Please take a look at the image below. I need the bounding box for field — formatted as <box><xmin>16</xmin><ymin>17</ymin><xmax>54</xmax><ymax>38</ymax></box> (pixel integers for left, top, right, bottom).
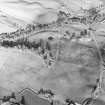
<box><xmin>0</xmin><ymin>47</ymin><xmax>49</xmax><ymax>96</ymax></box>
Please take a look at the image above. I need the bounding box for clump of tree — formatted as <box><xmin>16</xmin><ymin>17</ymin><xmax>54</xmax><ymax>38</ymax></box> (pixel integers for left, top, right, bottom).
<box><xmin>80</xmin><ymin>29</ymin><xmax>88</xmax><ymax>36</ymax></box>
<box><xmin>16</xmin><ymin>38</ymin><xmax>42</xmax><ymax>49</ymax></box>
<box><xmin>48</xmin><ymin>36</ymin><xmax>54</xmax><ymax>40</ymax></box>
<box><xmin>81</xmin><ymin>97</ymin><xmax>92</xmax><ymax>105</ymax></box>
<box><xmin>65</xmin><ymin>98</ymin><xmax>76</xmax><ymax>105</ymax></box>
<box><xmin>37</xmin><ymin>88</ymin><xmax>54</xmax><ymax>97</ymax></box>
<box><xmin>0</xmin><ymin>92</ymin><xmax>25</xmax><ymax>105</ymax></box>
<box><xmin>46</xmin><ymin>41</ymin><xmax>51</xmax><ymax>51</ymax></box>
<box><xmin>1</xmin><ymin>92</ymin><xmax>15</xmax><ymax>102</ymax></box>
<box><xmin>1</xmin><ymin>40</ymin><xmax>17</xmax><ymax>47</ymax></box>
<box><xmin>99</xmin><ymin>44</ymin><xmax>105</xmax><ymax>65</ymax></box>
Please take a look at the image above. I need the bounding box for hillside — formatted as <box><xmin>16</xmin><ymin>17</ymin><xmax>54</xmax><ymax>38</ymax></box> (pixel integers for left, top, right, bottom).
<box><xmin>1</xmin><ymin>0</ymin><xmax>105</xmax><ymax>105</ymax></box>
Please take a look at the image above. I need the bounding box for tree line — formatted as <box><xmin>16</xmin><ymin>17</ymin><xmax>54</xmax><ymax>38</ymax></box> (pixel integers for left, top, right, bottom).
<box><xmin>1</xmin><ymin>38</ymin><xmax>41</xmax><ymax>49</ymax></box>
<box><xmin>1</xmin><ymin>38</ymin><xmax>52</xmax><ymax>51</ymax></box>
